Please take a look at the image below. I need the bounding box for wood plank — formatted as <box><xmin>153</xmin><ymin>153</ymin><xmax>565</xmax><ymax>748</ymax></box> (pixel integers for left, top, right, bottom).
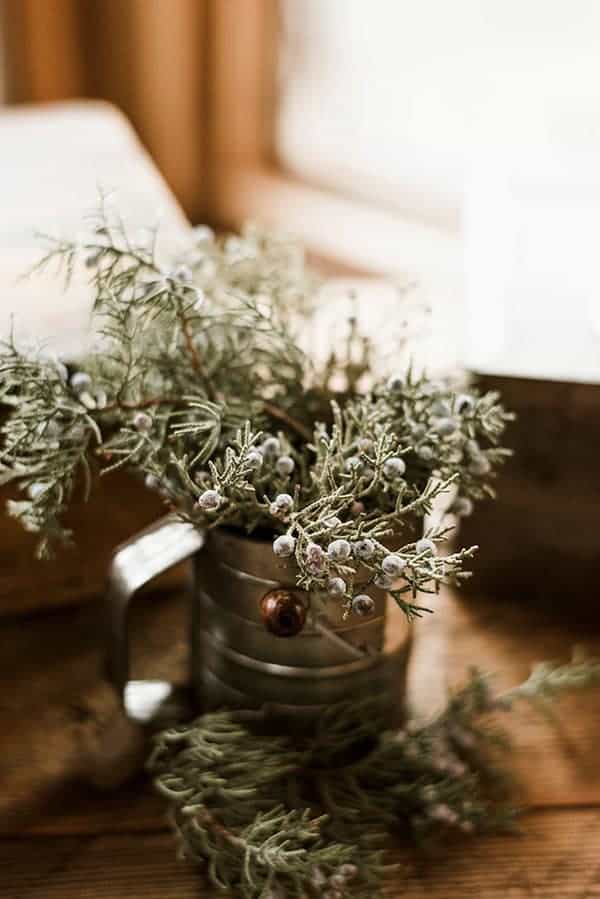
<box><xmin>3</xmin><ymin>810</ymin><xmax>600</xmax><ymax>898</ymax></box>
<box><xmin>0</xmin><ymin>832</ymin><xmax>203</xmax><ymax>898</ymax></box>
<box><xmin>396</xmin><ymin>809</ymin><xmax>600</xmax><ymax>899</ymax></box>
<box><xmin>2</xmin><ymin>584</ymin><xmax>600</xmax><ymax>843</ymax></box>
<box><xmin>0</xmin><ymin>836</ymin><xmax>86</xmax><ymax>898</ymax></box>
<box><xmin>0</xmin><ymin>593</ymin><xmax>187</xmax><ymax>835</ymax></box>
<box><xmin>0</xmin><ymin>471</ymin><xmax>186</xmax><ymax>616</ymax></box>
<box><xmin>408</xmin><ymin>589</ymin><xmax>600</xmax><ymax>808</ymax></box>
<box><xmin>460</xmin><ymin>374</ymin><xmax>600</xmax><ymax>612</ymax></box>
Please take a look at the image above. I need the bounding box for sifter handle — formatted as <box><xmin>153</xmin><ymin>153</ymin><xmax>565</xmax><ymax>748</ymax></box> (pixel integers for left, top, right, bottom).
<box><xmin>106</xmin><ymin>514</ymin><xmax>204</xmax><ymax>724</ymax></box>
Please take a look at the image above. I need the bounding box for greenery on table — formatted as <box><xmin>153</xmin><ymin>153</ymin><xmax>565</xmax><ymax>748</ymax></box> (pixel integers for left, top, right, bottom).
<box><xmin>149</xmin><ymin>655</ymin><xmax>600</xmax><ymax>899</ymax></box>
<box><xmin>0</xmin><ymin>200</ymin><xmax>510</xmax><ymax>621</ymax></box>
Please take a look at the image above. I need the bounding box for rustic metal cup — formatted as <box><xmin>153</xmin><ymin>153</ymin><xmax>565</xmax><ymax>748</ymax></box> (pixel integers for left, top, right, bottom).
<box><xmin>107</xmin><ymin>516</ymin><xmax>412</xmax><ymax>726</ymax></box>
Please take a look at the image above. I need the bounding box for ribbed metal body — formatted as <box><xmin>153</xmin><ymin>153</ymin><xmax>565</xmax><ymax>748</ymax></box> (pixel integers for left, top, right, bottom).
<box><xmin>191</xmin><ymin>529</ymin><xmax>412</xmax><ymax>717</ymax></box>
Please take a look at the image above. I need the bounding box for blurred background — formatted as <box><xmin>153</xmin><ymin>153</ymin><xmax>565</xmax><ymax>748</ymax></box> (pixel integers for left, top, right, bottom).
<box><xmin>2</xmin><ymin>7</ymin><xmax>600</xmax><ymax>888</ymax></box>
<box><xmin>2</xmin><ymin>0</ymin><xmax>600</xmax><ymax>371</ymax></box>
<box><xmin>0</xmin><ymin>0</ymin><xmax>598</xmax><ymax>611</ymax></box>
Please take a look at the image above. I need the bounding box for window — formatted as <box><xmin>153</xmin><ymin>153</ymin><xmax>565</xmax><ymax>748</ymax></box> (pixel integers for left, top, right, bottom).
<box><xmin>3</xmin><ymin>1</ymin><xmax>598</xmax><ymax>380</ymax></box>
<box><xmin>215</xmin><ymin>1</ymin><xmax>600</xmax><ymax>381</ymax></box>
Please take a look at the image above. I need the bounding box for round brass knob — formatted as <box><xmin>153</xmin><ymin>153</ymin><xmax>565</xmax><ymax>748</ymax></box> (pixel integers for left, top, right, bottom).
<box><xmin>259</xmin><ymin>589</ymin><xmax>306</xmax><ymax>637</ymax></box>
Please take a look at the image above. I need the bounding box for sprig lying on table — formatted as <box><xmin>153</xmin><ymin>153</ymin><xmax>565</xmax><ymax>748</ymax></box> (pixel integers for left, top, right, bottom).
<box><xmin>148</xmin><ymin>654</ymin><xmax>600</xmax><ymax>899</ymax></box>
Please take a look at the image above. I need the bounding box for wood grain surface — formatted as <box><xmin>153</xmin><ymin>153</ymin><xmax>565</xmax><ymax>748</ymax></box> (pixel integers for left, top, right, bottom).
<box><xmin>4</xmin><ymin>811</ymin><xmax>600</xmax><ymax>899</ymax></box>
<box><xmin>460</xmin><ymin>374</ymin><xmax>600</xmax><ymax>614</ymax></box>
<box><xmin>1</xmin><ymin>585</ymin><xmax>599</xmax><ymax>897</ymax></box>
<box><xmin>0</xmin><ymin>471</ymin><xmax>188</xmax><ymax>617</ymax></box>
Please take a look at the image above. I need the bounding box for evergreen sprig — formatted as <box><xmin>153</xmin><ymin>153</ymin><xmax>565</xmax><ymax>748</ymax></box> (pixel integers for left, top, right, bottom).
<box><xmin>0</xmin><ymin>205</ymin><xmax>512</xmax><ymax>618</ymax></box>
<box><xmin>149</xmin><ymin>655</ymin><xmax>600</xmax><ymax>898</ymax></box>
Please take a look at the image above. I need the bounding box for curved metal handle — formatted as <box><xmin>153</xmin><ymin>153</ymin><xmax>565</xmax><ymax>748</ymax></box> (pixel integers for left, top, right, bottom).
<box><xmin>106</xmin><ymin>514</ymin><xmax>205</xmax><ymax>724</ymax></box>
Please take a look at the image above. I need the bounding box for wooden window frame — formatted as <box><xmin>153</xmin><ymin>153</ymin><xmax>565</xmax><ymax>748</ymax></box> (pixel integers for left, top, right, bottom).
<box><xmin>207</xmin><ymin>0</ymin><xmax>459</xmax><ymax>277</ymax></box>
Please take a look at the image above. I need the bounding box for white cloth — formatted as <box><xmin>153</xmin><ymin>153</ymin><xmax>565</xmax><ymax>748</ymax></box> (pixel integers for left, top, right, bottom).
<box><xmin>0</xmin><ymin>101</ymin><xmax>189</xmax><ymax>358</ymax></box>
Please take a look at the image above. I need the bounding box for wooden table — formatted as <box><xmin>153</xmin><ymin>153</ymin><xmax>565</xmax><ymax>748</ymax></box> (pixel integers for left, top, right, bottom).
<box><xmin>2</xmin><ymin>584</ymin><xmax>600</xmax><ymax>898</ymax></box>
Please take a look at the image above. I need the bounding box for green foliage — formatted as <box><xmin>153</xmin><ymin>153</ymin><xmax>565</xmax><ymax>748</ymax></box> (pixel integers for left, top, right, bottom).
<box><xmin>0</xmin><ymin>203</ymin><xmax>512</xmax><ymax>614</ymax></box>
<box><xmin>0</xmin><ymin>346</ymin><xmax>102</xmax><ymax>556</ymax></box>
<box><xmin>149</xmin><ymin>656</ymin><xmax>600</xmax><ymax>898</ymax></box>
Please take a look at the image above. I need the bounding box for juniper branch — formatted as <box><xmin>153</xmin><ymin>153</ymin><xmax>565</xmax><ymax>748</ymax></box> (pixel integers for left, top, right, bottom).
<box><xmin>149</xmin><ymin>655</ymin><xmax>600</xmax><ymax>897</ymax></box>
<box><xmin>0</xmin><ymin>205</ymin><xmax>511</xmax><ymax>615</ymax></box>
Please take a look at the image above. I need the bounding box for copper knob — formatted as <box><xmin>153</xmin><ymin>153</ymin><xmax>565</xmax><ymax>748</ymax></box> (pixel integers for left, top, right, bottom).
<box><xmin>259</xmin><ymin>589</ymin><xmax>306</xmax><ymax>637</ymax></box>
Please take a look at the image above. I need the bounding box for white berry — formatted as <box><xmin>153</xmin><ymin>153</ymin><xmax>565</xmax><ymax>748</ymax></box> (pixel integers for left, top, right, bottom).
<box><xmin>305</xmin><ymin>542</ymin><xmax>325</xmax><ymax>570</ymax></box>
<box><xmin>456</xmin><ymin>393</ymin><xmax>475</xmax><ymax>413</ymax></box>
<box><xmin>383</xmin><ymin>456</ymin><xmax>406</xmax><ymax>479</ymax></box>
<box><xmin>381</xmin><ymin>553</ymin><xmax>407</xmax><ymax>577</ymax></box>
<box><xmin>327</xmin><ymin>577</ymin><xmax>346</xmax><ymax>596</ymax></box>
<box><xmin>70</xmin><ymin>372</ymin><xmax>91</xmax><ymax>393</ymax></box>
<box><xmin>353</xmin><ymin>538</ymin><xmax>375</xmax><ymax>560</ymax></box>
<box><xmin>275</xmin><ymin>455</ymin><xmax>295</xmax><ymax>476</ymax></box>
<box><xmin>417</xmin><ymin>444</ymin><xmax>434</xmax><ymax>461</ymax></box>
<box><xmin>27</xmin><ymin>482</ymin><xmax>49</xmax><ymax>500</ymax></box>
<box><xmin>327</xmin><ymin>539</ymin><xmax>351</xmax><ymax>561</ymax></box>
<box><xmin>197</xmin><ymin>489</ymin><xmax>221</xmax><ymax>511</ymax></box>
<box><xmin>352</xmin><ymin>594</ymin><xmax>375</xmax><ymax>616</ymax></box>
<box><xmin>273</xmin><ymin>534</ymin><xmax>296</xmax><ymax>557</ymax></box>
<box><xmin>387</xmin><ymin>373</ymin><xmax>404</xmax><ymax>392</ymax></box>
<box><xmin>192</xmin><ymin>224</ymin><xmax>214</xmax><ymax>242</ymax></box>
<box><xmin>273</xmin><ymin>492</ymin><xmax>293</xmax><ymax>511</ymax></box>
<box><xmin>416</xmin><ymin>537</ymin><xmax>436</xmax><ymax>555</ymax></box>
<box><xmin>133</xmin><ymin>411</ymin><xmax>153</xmax><ymax>432</ymax></box>
<box><xmin>246</xmin><ymin>450</ymin><xmax>263</xmax><ymax>470</ymax></box>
